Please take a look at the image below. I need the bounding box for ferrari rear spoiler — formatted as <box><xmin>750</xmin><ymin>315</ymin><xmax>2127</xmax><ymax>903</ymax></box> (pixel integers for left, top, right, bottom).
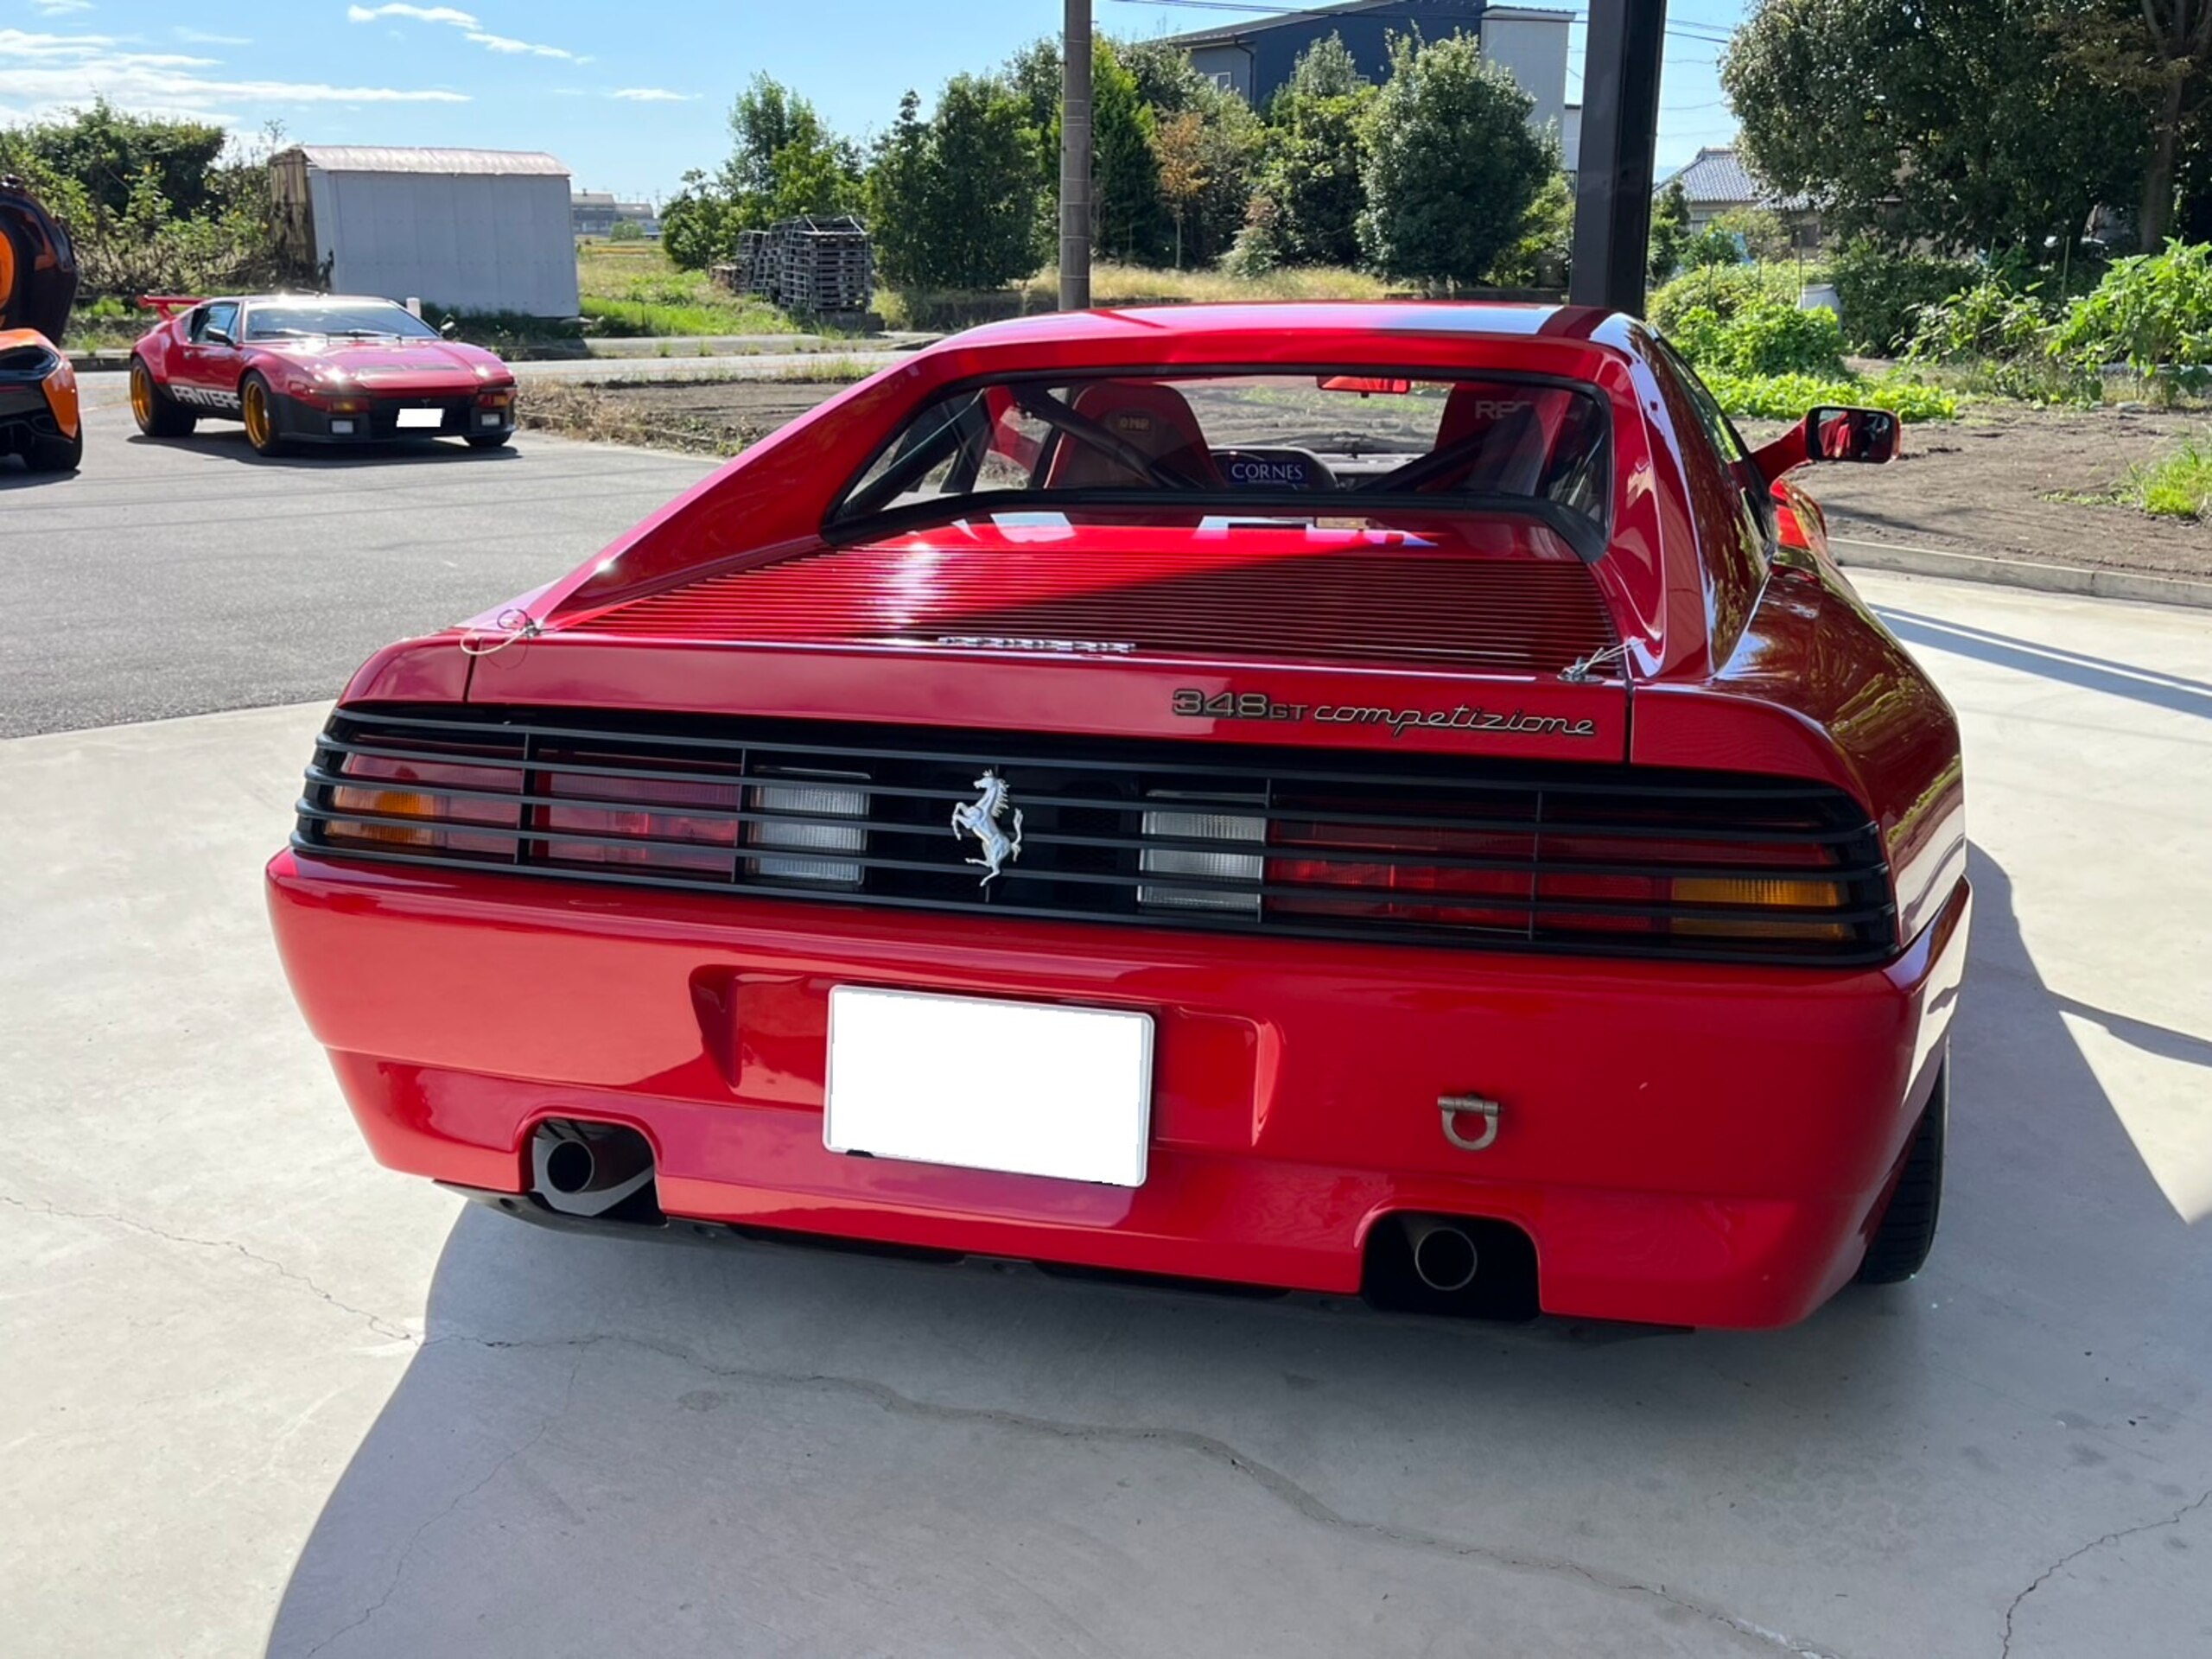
<box><xmin>137</xmin><ymin>295</ymin><xmax>207</xmax><ymax>320</ymax></box>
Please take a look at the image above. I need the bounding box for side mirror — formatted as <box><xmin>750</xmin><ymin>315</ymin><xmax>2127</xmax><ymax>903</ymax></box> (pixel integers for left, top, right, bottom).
<box><xmin>1803</xmin><ymin>404</ymin><xmax>1900</xmax><ymax>465</ymax></box>
<box><xmin>204</xmin><ymin>326</ymin><xmax>234</xmax><ymax>346</ymax></box>
<box><xmin>439</xmin><ymin>317</ymin><xmax>459</xmax><ymax>339</ymax></box>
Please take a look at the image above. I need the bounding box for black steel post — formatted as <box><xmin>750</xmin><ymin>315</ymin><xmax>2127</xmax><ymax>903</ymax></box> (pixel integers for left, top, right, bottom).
<box><xmin>1569</xmin><ymin>0</ymin><xmax>1669</xmax><ymax>315</ymax></box>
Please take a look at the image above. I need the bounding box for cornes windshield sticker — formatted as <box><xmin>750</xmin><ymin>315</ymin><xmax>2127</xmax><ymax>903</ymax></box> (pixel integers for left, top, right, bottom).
<box><xmin>1171</xmin><ymin>690</ymin><xmax>1599</xmax><ymax>741</ymax></box>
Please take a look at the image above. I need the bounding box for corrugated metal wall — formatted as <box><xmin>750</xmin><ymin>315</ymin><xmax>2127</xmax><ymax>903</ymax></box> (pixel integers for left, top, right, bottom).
<box><xmin>306</xmin><ymin>168</ymin><xmax>580</xmax><ymax>317</ymax></box>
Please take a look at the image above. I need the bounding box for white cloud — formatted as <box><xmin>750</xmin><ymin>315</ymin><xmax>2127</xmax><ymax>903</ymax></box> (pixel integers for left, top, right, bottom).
<box><xmin>0</xmin><ymin>28</ymin><xmax>469</xmax><ymax>115</ymax></box>
<box><xmin>346</xmin><ymin>4</ymin><xmax>479</xmax><ymax>24</ymax></box>
<box><xmin>465</xmin><ymin>30</ymin><xmax>584</xmax><ymax>62</ymax></box>
<box><xmin>346</xmin><ymin>4</ymin><xmax>583</xmax><ymax>61</ymax></box>
<box><xmin>175</xmin><ymin>29</ymin><xmax>254</xmax><ymax>46</ymax></box>
<box><xmin>612</xmin><ymin>87</ymin><xmax>693</xmax><ymax>102</ymax></box>
<box><xmin>32</xmin><ymin>1</ymin><xmax>95</xmax><ymax>17</ymax></box>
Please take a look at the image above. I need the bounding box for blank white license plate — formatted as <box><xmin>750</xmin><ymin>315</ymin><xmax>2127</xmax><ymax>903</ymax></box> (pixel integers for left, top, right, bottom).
<box><xmin>824</xmin><ymin>988</ymin><xmax>1154</xmax><ymax>1187</ymax></box>
<box><xmin>396</xmin><ymin>407</ymin><xmax>443</xmax><ymax>429</ymax></box>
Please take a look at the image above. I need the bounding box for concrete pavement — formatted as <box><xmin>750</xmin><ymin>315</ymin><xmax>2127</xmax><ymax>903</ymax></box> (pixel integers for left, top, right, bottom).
<box><xmin>3</xmin><ymin>570</ymin><xmax>2208</xmax><ymax>1657</ymax></box>
<box><xmin>0</xmin><ymin>394</ymin><xmax>715</xmax><ymax>738</ymax></box>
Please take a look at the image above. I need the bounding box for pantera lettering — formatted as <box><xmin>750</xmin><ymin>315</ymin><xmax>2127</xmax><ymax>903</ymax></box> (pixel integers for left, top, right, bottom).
<box><xmin>1173</xmin><ymin>688</ymin><xmax>1599</xmax><ymax>741</ymax></box>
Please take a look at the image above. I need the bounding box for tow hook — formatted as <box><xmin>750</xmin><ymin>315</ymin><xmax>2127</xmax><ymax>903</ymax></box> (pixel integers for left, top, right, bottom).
<box><xmin>1440</xmin><ymin>1094</ymin><xmax>1501</xmax><ymax>1152</ymax></box>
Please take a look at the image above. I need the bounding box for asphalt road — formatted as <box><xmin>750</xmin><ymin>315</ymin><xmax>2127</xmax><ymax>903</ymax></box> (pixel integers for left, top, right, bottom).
<box><xmin>4</xmin><ymin>571</ymin><xmax>2209</xmax><ymax>1656</ymax></box>
<box><xmin>0</xmin><ymin>382</ymin><xmax>715</xmax><ymax>739</ymax></box>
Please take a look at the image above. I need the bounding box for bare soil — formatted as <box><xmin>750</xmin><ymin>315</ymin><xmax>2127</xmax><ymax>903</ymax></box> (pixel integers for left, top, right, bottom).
<box><xmin>1742</xmin><ymin>405</ymin><xmax>2212</xmax><ymax>580</ymax></box>
<box><xmin>537</xmin><ymin>379</ymin><xmax>2212</xmax><ymax>578</ymax></box>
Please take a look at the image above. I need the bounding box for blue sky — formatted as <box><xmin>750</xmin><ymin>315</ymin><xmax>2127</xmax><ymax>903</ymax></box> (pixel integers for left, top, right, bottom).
<box><xmin>3</xmin><ymin>1</ymin><xmax>1749</xmax><ymax>202</ymax></box>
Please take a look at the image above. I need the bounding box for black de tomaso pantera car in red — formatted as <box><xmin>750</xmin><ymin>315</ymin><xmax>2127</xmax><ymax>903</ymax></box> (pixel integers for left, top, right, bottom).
<box><xmin>129</xmin><ymin>294</ymin><xmax>517</xmax><ymax>455</ymax></box>
<box><xmin>268</xmin><ymin>303</ymin><xmax>1968</xmax><ymax>1331</ymax></box>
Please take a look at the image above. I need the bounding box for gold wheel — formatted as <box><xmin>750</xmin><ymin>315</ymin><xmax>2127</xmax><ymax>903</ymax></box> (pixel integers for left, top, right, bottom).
<box><xmin>242</xmin><ymin>377</ymin><xmax>279</xmax><ymax>454</ymax></box>
<box><xmin>130</xmin><ymin>362</ymin><xmax>154</xmax><ymax>427</ymax></box>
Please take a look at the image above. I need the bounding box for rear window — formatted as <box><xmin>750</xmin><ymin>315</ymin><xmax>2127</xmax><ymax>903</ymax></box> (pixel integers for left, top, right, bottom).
<box><xmin>830</xmin><ymin>372</ymin><xmax>1611</xmax><ymax>547</ymax></box>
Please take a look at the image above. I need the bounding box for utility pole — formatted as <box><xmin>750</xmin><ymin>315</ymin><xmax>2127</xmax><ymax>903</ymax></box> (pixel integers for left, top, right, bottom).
<box><xmin>1059</xmin><ymin>0</ymin><xmax>1092</xmax><ymax>310</ymax></box>
<box><xmin>1568</xmin><ymin>0</ymin><xmax>1669</xmax><ymax>315</ymax></box>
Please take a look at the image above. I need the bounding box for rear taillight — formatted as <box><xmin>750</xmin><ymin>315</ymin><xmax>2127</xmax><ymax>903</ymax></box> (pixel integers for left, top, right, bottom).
<box><xmin>324</xmin><ymin>752</ymin><xmax>521</xmax><ymax>855</ymax></box>
<box><xmin>1138</xmin><ymin>794</ymin><xmax>1265</xmax><ymax>915</ymax></box>
<box><xmin>744</xmin><ymin>771</ymin><xmax>868</xmax><ymax>887</ymax></box>
<box><xmin>1128</xmin><ymin>794</ymin><xmax>1879</xmax><ymax>952</ymax></box>
<box><xmin>537</xmin><ymin>766</ymin><xmax>741</xmax><ymax>875</ymax></box>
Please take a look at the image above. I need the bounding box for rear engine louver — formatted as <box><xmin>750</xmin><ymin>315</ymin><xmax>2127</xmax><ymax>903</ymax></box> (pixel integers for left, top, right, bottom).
<box><xmin>573</xmin><ymin>544</ymin><xmax>1617</xmax><ymax>673</ymax></box>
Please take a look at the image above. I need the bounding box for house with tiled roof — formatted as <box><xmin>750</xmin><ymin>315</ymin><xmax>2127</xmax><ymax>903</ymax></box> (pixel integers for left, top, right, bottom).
<box><xmin>1658</xmin><ymin>146</ymin><xmax>1817</xmax><ymax>239</ymax></box>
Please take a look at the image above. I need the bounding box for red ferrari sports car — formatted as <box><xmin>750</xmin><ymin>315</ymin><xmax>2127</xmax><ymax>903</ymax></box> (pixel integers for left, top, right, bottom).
<box><xmin>267</xmin><ymin>303</ymin><xmax>1969</xmax><ymax>1330</ymax></box>
<box><xmin>128</xmin><ymin>293</ymin><xmax>517</xmax><ymax>455</ymax></box>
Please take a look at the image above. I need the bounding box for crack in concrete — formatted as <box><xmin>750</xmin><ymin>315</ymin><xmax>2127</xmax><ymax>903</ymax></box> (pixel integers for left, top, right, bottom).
<box><xmin>297</xmin><ymin>1349</ymin><xmax>587</xmax><ymax>1658</ymax></box>
<box><xmin>0</xmin><ymin>1192</ymin><xmax>416</xmax><ymax>1344</ymax></box>
<box><xmin>409</xmin><ymin>1328</ymin><xmax>1842</xmax><ymax>1658</ymax></box>
<box><xmin>1997</xmin><ymin>1486</ymin><xmax>2212</xmax><ymax>1658</ymax></box>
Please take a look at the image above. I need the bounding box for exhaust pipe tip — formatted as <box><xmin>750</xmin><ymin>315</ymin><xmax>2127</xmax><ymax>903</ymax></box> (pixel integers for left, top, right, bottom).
<box><xmin>529</xmin><ymin>1120</ymin><xmax>659</xmax><ymax>1221</ymax></box>
<box><xmin>1407</xmin><ymin>1219</ymin><xmax>1480</xmax><ymax>1294</ymax></box>
<box><xmin>1361</xmin><ymin>1212</ymin><xmax>1538</xmax><ymax>1321</ymax></box>
<box><xmin>544</xmin><ymin>1138</ymin><xmax>596</xmax><ymax>1195</ymax></box>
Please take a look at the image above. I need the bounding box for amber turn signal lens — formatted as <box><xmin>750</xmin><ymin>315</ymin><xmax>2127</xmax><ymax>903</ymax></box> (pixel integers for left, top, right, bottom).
<box><xmin>328</xmin><ymin>785</ymin><xmax>437</xmax><ymax>846</ymax></box>
<box><xmin>1672</xmin><ymin>876</ymin><xmax>1842</xmax><ymax>909</ymax></box>
<box><xmin>1672</xmin><ymin>875</ymin><xmax>1850</xmax><ymax>940</ymax></box>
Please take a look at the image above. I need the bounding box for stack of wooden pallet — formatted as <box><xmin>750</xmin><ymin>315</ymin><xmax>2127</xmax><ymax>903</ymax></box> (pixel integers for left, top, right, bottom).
<box><xmin>765</xmin><ymin>216</ymin><xmax>874</xmax><ymax>312</ymax></box>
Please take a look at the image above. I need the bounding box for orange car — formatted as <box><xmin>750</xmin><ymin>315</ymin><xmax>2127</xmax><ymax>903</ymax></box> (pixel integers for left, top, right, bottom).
<box><xmin>0</xmin><ymin>175</ymin><xmax>80</xmax><ymax>474</ymax></box>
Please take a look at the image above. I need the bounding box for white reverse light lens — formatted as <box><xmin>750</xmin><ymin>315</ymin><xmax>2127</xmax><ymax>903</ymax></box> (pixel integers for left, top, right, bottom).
<box><xmin>746</xmin><ymin>773</ymin><xmax>868</xmax><ymax>886</ymax></box>
<box><xmin>1140</xmin><ymin>795</ymin><xmax>1266</xmax><ymax>915</ymax></box>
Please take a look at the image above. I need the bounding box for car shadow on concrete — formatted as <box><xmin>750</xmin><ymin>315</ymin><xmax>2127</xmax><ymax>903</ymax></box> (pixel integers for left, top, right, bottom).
<box><xmin>122</xmin><ymin>431</ymin><xmax>520</xmax><ymax>469</ymax></box>
<box><xmin>1877</xmin><ymin>608</ymin><xmax>2212</xmax><ymax>721</ymax></box>
<box><xmin>0</xmin><ymin>456</ymin><xmax>81</xmax><ymax>489</ymax></box>
<box><xmin>261</xmin><ymin>847</ymin><xmax>2206</xmax><ymax>1658</ymax></box>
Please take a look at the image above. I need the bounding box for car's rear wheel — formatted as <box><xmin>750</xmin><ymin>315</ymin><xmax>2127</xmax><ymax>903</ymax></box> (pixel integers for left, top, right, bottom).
<box><xmin>23</xmin><ymin>424</ymin><xmax>82</xmax><ymax>473</ymax></box>
<box><xmin>129</xmin><ymin>357</ymin><xmax>195</xmax><ymax>438</ymax></box>
<box><xmin>1855</xmin><ymin>1067</ymin><xmax>1947</xmax><ymax>1285</ymax></box>
<box><xmin>240</xmin><ymin>372</ymin><xmax>289</xmax><ymax>457</ymax></box>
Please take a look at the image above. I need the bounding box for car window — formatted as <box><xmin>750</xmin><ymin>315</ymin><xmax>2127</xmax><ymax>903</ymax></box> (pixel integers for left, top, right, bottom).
<box><xmin>831</xmin><ymin>372</ymin><xmax>1612</xmax><ymax>546</ymax></box>
<box><xmin>244</xmin><ymin>301</ymin><xmax>441</xmax><ymax>341</ymax></box>
<box><xmin>194</xmin><ymin>302</ymin><xmax>238</xmax><ymax>344</ymax></box>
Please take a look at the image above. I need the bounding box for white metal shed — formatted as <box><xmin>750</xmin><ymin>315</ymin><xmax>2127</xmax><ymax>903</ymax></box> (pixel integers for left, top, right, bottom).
<box><xmin>270</xmin><ymin>146</ymin><xmax>581</xmax><ymax>318</ymax></box>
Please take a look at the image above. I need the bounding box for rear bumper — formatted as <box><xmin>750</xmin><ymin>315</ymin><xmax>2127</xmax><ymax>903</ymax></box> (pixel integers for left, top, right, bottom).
<box><xmin>0</xmin><ymin>371</ymin><xmax>73</xmax><ymax>444</ymax></box>
<box><xmin>266</xmin><ymin>851</ymin><xmax>1969</xmax><ymax>1328</ymax></box>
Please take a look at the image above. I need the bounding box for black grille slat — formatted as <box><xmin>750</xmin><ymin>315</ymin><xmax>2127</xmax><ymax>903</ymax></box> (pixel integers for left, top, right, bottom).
<box><xmin>297</xmin><ymin>707</ymin><xmax>1898</xmax><ymax>966</ymax></box>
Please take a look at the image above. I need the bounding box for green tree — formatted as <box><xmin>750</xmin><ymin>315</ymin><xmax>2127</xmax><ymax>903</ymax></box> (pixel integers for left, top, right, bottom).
<box><xmin>0</xmin><ymin>101</ymin><xmax>228</xmax><ymax>218</ymax></box>
<box><xmin>1121</xmin><ymin>38</ymin><xmax>1267</xmax><ymax>266</ymax></box>
<box><xmin>1710</xmin><ymin>206</ymin><xmax>1791</xmax><ymax>262</ymax></box>
<box><xmin>1357</xmin><ymin>33</ymin><xmax>1554</xmax><ymax>289</ymax></box>
<box><xmin>1273</xmin><ymin>31</ymin><xmax>1368</xmax><ymax>107</ymax></box>
<box><xmin>1685</xmin><ymin>224</ymin><xmax>1744</xmax><ymax>269</ymax></box>
<box><xmin>2044</xmin><ymin>1</ymin><xmax>2212</xmax><ymax>251</ymax></box>
<box><xmin>1648</xmin><ymin>178</ymin><xmax>1692</xmax><ymax>284</ymax></box>
<box><xmin>1091</xmin><ymin>37</ymin><xmax>1167</xmax><ymax>263</ymax></box>
<box><xmin>1723</xmin><ymin>0</ymin><xmax>2140</xmax><ymax>257</ymax></box>
<box><xmin>658</xmin><ymin>169</ymin><xmax>744</xmax><ymax>270</ymax></box>
<box><xmin>1255</xmin><ymin>35</ymin><xmax>1377</xmax><ymax>268</ymax></box>
<box><xmin>1489</xmin><ymin>170</ymin><xmax>1575</xmax><ymax>289</ymax></box>
<box><xmin>869</xmin><ymin>77</ymin><xmax>1045</xmax><ymax>289</ymax></box>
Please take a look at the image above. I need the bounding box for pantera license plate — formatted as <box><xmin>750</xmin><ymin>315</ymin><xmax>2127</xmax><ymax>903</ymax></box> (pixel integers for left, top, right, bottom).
<box><xmin>396</xmin><ymin>407</ymin><xmax>443</xmax><ymax>429</ymax></box>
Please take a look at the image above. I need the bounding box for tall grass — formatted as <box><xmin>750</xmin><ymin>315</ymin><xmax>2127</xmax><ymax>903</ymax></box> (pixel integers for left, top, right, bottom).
<box><xmin>576</xmin><ymin>241</ymin><xmax>804</xmax><ymax>337</ymax></box>
<box><xmin>2123</xmin><ymin>433</ymin><xmax>2212</xmax><ymax>518</ymax></box>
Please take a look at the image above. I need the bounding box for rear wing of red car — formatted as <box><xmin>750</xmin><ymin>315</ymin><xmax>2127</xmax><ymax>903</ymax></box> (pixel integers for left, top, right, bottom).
<box><xmin>137</xmin><ymin>295</ymin><xmax>207</xmax><ymax>320</ymax></box>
